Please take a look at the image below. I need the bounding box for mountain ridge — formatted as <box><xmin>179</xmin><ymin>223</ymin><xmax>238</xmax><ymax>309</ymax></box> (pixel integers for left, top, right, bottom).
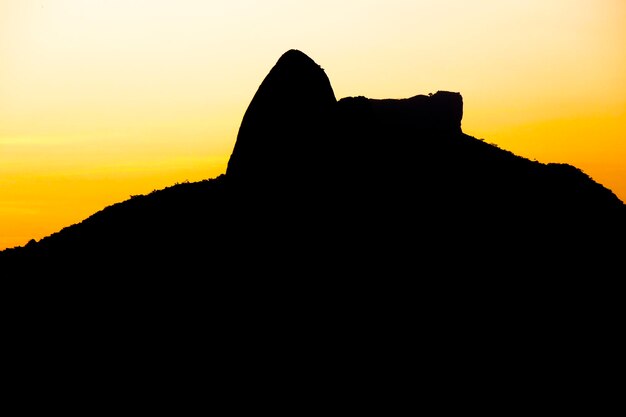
<box><xmin>3</xmin><ymin>50</ymin><xmax>622</xmax><ymax>397</ymax></box>
<box><xmin>1</xmin><ymin>49</ymin><xmax>624</xmax><ymax>273</ymax></box>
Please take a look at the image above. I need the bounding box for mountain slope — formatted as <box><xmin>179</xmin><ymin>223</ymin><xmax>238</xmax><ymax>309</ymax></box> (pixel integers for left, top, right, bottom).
<box><xmin>4</xmin><ymin>50</ymin><xmax>623</xmax><ymax>400</ymax></box>
<box><xmin>1</xmin><ymin>49</ymin><xmax>624</xmax><ymax>275</ymax></box>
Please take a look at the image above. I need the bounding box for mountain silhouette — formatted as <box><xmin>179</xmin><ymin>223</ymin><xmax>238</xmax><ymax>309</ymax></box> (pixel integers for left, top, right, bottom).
<box><xmin>226</xmin><ymin>49</ymin><xmax>337</xmax><ymax>187</ymax></box>
<box><xmin>2</xmin><ymin>50</ymin><xmax>623</xmax><ymax>396</ymax></box>
<box><xmin>2</xmin><ymin>48</ymin><xmax>624</xmax><ymax>277</ymax></box>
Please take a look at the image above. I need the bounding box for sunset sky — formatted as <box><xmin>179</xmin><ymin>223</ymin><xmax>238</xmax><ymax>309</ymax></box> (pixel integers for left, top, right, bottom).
<box><xmin>1</xmin><ymin>0</ymin><xmax>625</xmax><ymax>250</ymax></box>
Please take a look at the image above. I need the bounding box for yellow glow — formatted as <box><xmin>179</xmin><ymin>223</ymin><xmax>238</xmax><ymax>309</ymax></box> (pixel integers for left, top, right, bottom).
<box><xmin>2</xmin><ymin>0</ymin><xmax>625</xmax><ymax>249</ymax></box>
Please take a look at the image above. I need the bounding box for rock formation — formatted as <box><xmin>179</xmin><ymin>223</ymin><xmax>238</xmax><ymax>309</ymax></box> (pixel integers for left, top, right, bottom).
<box><xmin>1</xmin><ymin>49</ymin><xmax>624</xmax><ymax>274</ymax></box>
<box><xmin>226</xmin><ymin>49</ymin><xmax>337</xmax><ymax>190</ymax></box>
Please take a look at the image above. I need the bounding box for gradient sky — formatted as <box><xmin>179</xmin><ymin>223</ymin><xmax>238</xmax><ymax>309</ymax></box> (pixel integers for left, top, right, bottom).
<box><xmin>1</xmin><ymin>0</ymin><xmax>625</xmax><ymax>250</ymax></box>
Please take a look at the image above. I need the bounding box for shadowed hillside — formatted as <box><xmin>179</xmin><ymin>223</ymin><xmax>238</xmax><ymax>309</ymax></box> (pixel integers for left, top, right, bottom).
<box><xmin>2</xmin><ymin>49</ymin><xmax>625</xmax><ymax>276</ymax></box>
<box><xmin>2</xmin><ymin>50</ymin><xmax>624</xmax><ymax>399</ymax></box>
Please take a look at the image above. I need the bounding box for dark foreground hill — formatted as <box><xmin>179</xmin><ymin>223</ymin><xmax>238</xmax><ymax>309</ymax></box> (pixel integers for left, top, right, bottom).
<box><xmin>2</xmin><ymin>50</ymin><xmax>623</xmax><ymax>402</ymax></box>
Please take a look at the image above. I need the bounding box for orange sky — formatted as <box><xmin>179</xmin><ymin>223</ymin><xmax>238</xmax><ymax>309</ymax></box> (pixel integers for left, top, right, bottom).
<box><xmin>1</xmin><ymin>0</ymin><xmax>625</xmax><ymax>250</ymax></box>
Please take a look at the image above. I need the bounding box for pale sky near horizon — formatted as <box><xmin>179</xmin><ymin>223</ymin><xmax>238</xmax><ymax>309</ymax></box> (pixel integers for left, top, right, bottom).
<box><xmin>1</xmin><ymin>0</ymin><xmax>625</xmax><ymax>249</ymax></box>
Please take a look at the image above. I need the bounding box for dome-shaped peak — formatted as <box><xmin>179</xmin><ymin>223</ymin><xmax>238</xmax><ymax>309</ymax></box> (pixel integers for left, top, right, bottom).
<box><xmin>225</xmin><ymin>49</ymin><xmax>337</xmax><ymax>186</ymax></box>
<box><xmin>261</xmin><ymin>49</ymin><xmax>334</xmax><ymax>102</ymax></box>
<box><xmin>275</xmin><ymin>49</ymin><xmax>319</xmax><ymax>67</ymax></box>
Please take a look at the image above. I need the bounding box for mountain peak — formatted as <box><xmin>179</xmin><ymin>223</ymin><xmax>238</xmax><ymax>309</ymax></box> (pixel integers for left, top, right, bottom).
<box><xmin>275</xmin><ymin>49</ymin><xmax>320</xmax><ymax>67</ymax></box>
<box><xmin>2</xmin><ymin>49</ymin><xmax>625</xmax><ymax>277</ymax></box>
<box><xmin>226</xmin><ymin>50</ymin><xmax>336</xmax><ymax>187</ymax></box>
